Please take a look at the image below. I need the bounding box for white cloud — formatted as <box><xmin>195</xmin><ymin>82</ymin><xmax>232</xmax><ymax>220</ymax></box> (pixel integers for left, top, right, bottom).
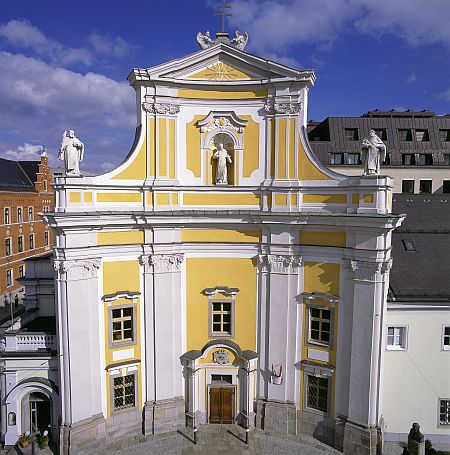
<box><xmin>100</xmin><ymin>162</ymin><xmax>117</xmax><ymax>172</ymax></box>
<box><xmin>0</xmin><ymin>19</ymin><xmax>92</xmax><ymax>66</ymax></box>
<box><xmin>229</xmin><ymin>0</ymin><xmax>450</xmax><ymax>54</ymax></box>
<box><xmin>406</xmin><ymin>73</ymin><xmax>417</xmax><ymax>84</ymax></box>
<box><xmin>88</xmin><ymin>32</ymin><xmax>135</xmax><ymax>58</ymax></box>
<box><xmin>2</xmin><ymin>143</ymin><xmax>43</xmax><ymax>160</ymax></box>
<box><xmin>440</xmin><ymin>89</ymin><xmax>450</xmax><ymax>101</ymax></box>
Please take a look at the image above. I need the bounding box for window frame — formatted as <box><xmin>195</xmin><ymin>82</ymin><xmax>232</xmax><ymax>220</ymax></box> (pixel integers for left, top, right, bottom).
<box><xmin>4</xmin><ymin>207</ymin><xmax>10</xmax><ymax>225</ymax></box>
<box><xmin>330</xmin><ymin>153</ymin><xmax>344</xmax><ymax>165</ymax></box>
<box><xmin>18</xmin><ymin>235</ymin><xmax>24</xmax><ymax>253</ymax></box>
<box><xmin>28</xmin><ymin>206</ymin><xmax>33</xmax><ymax>221</ymax></box>
<box><xmin>386</xmin><ymin>325</ymin><xmax>408</xmax><ymax>351</ymax></box>
<box><xmin>439</xmin><ymin>399</ymin><xmax>450</xmax><ymax>426</ymax></box>
<box><xmin>109</xmin><ymin>371</ymin><xmax>138</xmax><ymax>414</ymax></box>
<box><xmin>347</xmin><ymin>152</ymin><xmax>361</xmax><ymax>165</ymax></box>
<box><xmin>439</xmin><ymin>129</ymin><xmax>450</xmax><ymax>142</ymax></box>
<box><xmin>344</xmin><ymin>128</ymin><xmax>359</xmax><ymax>141</ymax></box>
<box><xmin>415</xmin><ymin>129</ymin><xmax>430</xmax><ymax>142</ymax></box>
<box><xmin>209</xmin><ymin>299</ymin><xmax>235</xmax><ymax>339</ymax></box>
<box><xmin>17</xmin><ymin>207</ymin><xmax>23</xmax><ymax>223</ymax></box>
<box><xmin>306</xmin><ymin>304</ymin><xmax>334</xmax><ymax>348</ymax></box>
<box><xmin>18</xmin><ymin>265</ymin><xmax>25</xmax><ymax>278</ymax></box>
<box><xmin>398</xmin><ymin>129</ymin><xmax>413</xmax><ymax>142</ymax></box>
<box><xmin>418</xmin><ymin>153</ymin><xmax>433</xmax><ymax>166</ymax></box>
<box><xmin>5</xmin><ymin>238</ymin><xmax>12</xmax><ymax>257</ymax></box>
<box><xmin>29</xmin><ymin>233</ymin><xmax>35</xmax><ymax>250</ymax></box>
<box><xmin>442</xmin><ymin>325</ymin><xmax>450</xmax><ymax>352</ymax></box>
<box><xmin>304</xmin><ymin>373</ymin><xmax>331</xmax><ymax>415</ymax></box>
<box><xmin>419</xmin><ymin>180</ymin><xmax>432</xmax><ymax>194</ymax></box>
<box><xmin>402</xmin><ymin>179</ymin><xmax>415</xmax><ymax>193</ymax></box>
<box><xmin>44</xmin><ymin>231</ymin><xmax>49</xmax><ymax>246</ymax></box>
<box><xmin>108</xmin><ymin>303</ymin><xmax>137</xmax><ymax>349</ymax></box>
<box><xmin>6</xmin><ymin>269</ymin><xmax>13</xmax><ymax>287</ymax></box>
<box><xmin>402</xmin><ymin>154</ymin><xmax>416</xmax><ymax>165</ymax></box>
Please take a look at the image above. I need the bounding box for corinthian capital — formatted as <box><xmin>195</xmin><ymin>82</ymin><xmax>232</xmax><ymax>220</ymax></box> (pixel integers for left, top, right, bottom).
<box><xmin>142</xmin><ymin>102</ymin><xmax>180</xmax><ymax>115</ymax></box>
<box><xmin>264</xmin><ymin>101</ymin><xmax>302</xmax><ymax>115</ymax></box>
<box><xmin>140</xmin><ymin>254</ymin><xmax>184</xmax><ymax>273</ymax></box>
<box><xmin>258</xmin><ymin>254</ymin><xmax>302</xmax><ymax>274</ymax></box>
<box><xmin>54</xmin><ymin>258</ymin><xmax>101</xmax><ymax>281</ymax></box>
<box><xmin>346</xmin><ymin>260</ymin><xmax>387</xmax><ymax>282</ymax></box>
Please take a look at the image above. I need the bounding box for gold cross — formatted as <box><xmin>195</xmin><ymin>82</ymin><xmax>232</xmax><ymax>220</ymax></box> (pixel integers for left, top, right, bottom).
<box><xmin>214</xmin><ymin>0</ymin><xmax>232</xmax><ymax>33</ymax></box>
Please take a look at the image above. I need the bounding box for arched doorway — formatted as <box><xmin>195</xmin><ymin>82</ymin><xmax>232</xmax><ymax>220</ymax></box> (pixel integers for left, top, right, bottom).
<box><xmin>23</xmin><ymin>391</ymin><xmax>51</xmax><ymax>435</ymax></box>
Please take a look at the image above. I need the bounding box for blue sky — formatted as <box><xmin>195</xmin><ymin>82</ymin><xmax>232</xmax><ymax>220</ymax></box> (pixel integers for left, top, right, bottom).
<box><xmin>0</xmin><ymin>0</ymin><xmax>449</xmax><ymax>172</ymax></box>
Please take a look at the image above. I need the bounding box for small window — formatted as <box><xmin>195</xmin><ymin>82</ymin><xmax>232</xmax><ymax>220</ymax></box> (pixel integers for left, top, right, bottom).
<box><xmin>113</xmin><ymin>374</ymin><xmax>135</xmax><ymax>411</ymax></box>
<box><xmin>211</xmin><ymin>301</ymin><xmax>232</xmax><ymax>336</ymax></box>
<box><xmin>402</xmin><ymin>154</ymin><xmax>415</xmax><ymax>165</ymax></box>
<box><xmin>347</xmin><ymin>153</ymin><xmax>361</xmax><ymax>165</ymax></box>
<box><xmin>444</xmin><ymin>154</ymin><xmax>450</xmax><ymax>166</ymax></box>
<box><xmin>111</xmin><ymin>307</ymin><xmax>134</xmax><ymax>343</ymax></box>
<box><xmin>306</xmin><ymin>375</ymin><xmax>329</xmax><ymax>412</ymax></box>
<box><xmin>440</xmin><ymin>399</ymin><xmax>450</xmax><ymax>425</ymax></box>
<box><xmin>19</xmin><ymin>265</ymin><xmax>25</xmax><ymax>278</ymax></box>
<box><xmin>18</xmin><ymin>236</ymin><xmax>24</xmax><ymax>253</ymax></box>
<box><xmin>308</xmin><ymin>307</ymin><xmax>332</xmax><ymax>346</ymax></box>
<box><xmin>373</xmin><ymin>128</ymin><xmax>387</xmax><ymax>140</ymax></box>
<box><xmin>6</xmin><ymin>269</ymin><xmax>13</xmax><ymax>287</ymax></box>
<box><xmin>4</xmin><ymin>208</ymin><xmax>10</xmax><ymax>225</ymax></box>
<box><xmin>418</xmin><ymin>154</ymin><xmax>433</xmax><ymax>166</ymax></box>
<box><xmin>330</xmin><ymin>153</ymin><xmax>344</xmax><ymax>165</ymax></box>
<box><xmin>344</xmin><ymin>128</ymin><xmax>359</xmax><ymax>141</ymax></box>
<box><xmin>17</xmin><ymin>207</ymin><xmax>22</xmax><ymax>223</ymax></box>
<box><xmin>5</xmin><ymin>238</ymin><xmax>11</xmax><ymax>256</ymax></box>
<box><xmin>398</xmin><ymin>129</ymin><xmax>413</xmax><ymax>141</ymax></box>
<box><xmin>386</xmin><ymin>326</ymin><xmax>407</xmax><ymax>350</ymax></box>
<box><xmin>419</xmin><ymin>180</ymin><xmax>432</xmax><ymax>193</ymax></box>
<box><xmin>211</xmin><ymin>374</ymin><xmax>232</xmax><ymax>384</ymax></box>
<box><xmin>440</xmin><ymin>129</ymin><xmax>450</xmax><ymax>142</ymax></box>
<box><xmin>443</xmin><ymin>181</ymin><xmax>450</xmax><ymax>194</ymax></box>
<box><xmin>44</xmin><ymin>231</ymin><xmax>49</xmax><ymax>246</ymax></box>
<box><xmin>44</xmin><ymin>180</ymin><xmax>48</xmax><ymax>191</ymax></box>
<box><xmin>28</xmin><ymin>207</ymin><xmax>33</xmax><ymax>221</ymax></box>
<box><xmin>442</xmin><ymin>326</ymin><xmax>450</xmax><ymax>351</ymax></box>
<box><xmin>402</xmin><ymin>180</ymin><xmax>415</xmax><ymax>193</ymax></box>
<box><xmin>415</xmin><ymin>129</ymin><xmax>429</xmax><ymax>142</ymax></box>
<box><xmin>29</xmin><ymin>234</ymin><xmax>35</xmax><ymax>250</ymax></box>
<box><xmin>402</xmin><ymin>239</ymin><xmax>415</xmax><ymax>251</ymax></box>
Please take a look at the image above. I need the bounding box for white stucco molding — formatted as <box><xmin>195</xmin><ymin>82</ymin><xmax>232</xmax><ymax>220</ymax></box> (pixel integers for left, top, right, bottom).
<box><xmin>301</xmin><ymin>292</ymin><xmax>340</xmax><ymax>308</ymax></box>
<box><xmin>140</xmin><ymin>254</ymin><xmax>184</xmax><ymax>274</ymax></box>
<box><xmin>102</xmin><ymin>291</ymin><xmax>140</xmax><ymax>302</ymax></box>
<box><xmin>264</xmin><ymin>100</ymin><xmax>302</xmax><ymax>115</ymax></box>
<box><xmin>142</xmin><ymin>102</ymin><xmax>180</xmax><ymax>115</ymax></box>
<box><xmin>296</xmin><ymin>360</ymin><xmax>334</xmax><ymax>378</ymax></box>
<box><xmin>54</xmin><ymin>258</ymin><xmax>101</xmax><ymax>281</ymax></box>
<box><xmin>258</xmin><ymin>254</ymin><xmax>302</xmax><ymax>274</ymax></box>
<box><xmin>346</xmin><ymin>259</ymin><xmax>392</xmax><ymax>283</ymax></box>
<box><xmin>203</xmin><ymin>286</ymin><xmax>240</xmax><ymax>296</ymax></box>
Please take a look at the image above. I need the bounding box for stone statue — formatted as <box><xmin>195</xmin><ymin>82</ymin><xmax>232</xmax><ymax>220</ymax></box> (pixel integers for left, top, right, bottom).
<box><xmin>361</xmin><ymin>129</ymin><xmax>386</xmax><ymax>176</ymax></box>
<box><xmin>197</xmin><ymin>31</ymin><xmax>215</xmax><ymax>49</ymax></box>
<box><xmin>59</xmin><ymin>130</ymin><xmax>84</xmax><ymax>176</ymax></box>
<box><xmin>408</xmin><ymin>423</ymin><xmax>425</xmax><ymax>455</ymax></box>
<box><xmin>213</xmin><ymin>143</ymin><xmax>232</xmax><ymax>184</ymax></box>
<box><xmin>231</xmin><ymin>31</ymin><xmax>249</xmax><ymax>50</ymax></box>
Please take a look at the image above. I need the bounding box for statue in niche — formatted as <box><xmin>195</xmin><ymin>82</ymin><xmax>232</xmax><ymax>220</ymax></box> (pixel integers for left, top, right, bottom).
<box><xmin>231</xmin><ymin>31</ymin><xmax>249</xmax><ymax>50</ymax></box>
<box><xmin>361</xmin><ymin>129</ymin><xmax>386</xmax><ymax>176</ymax></box>
<box><xmin>213</xmin><ymin>143</ymin><xmax>232</xmax><ymax>184</ymax></box>
<box><xmin>59</xmin><ymin>130</ymin><xmax>84</xmax><ymax>176</ymax></box>
<box><xmin>197</xmin><ymin>31</ymin><xmax>215</xmax><ymax>49</ymax></box>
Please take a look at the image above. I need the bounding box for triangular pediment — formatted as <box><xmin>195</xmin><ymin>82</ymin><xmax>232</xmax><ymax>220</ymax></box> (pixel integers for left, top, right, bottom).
<box><xmin>143</xmin><ymin>43</ymin><xmax>312</xmax><ymax>83</ymax></box>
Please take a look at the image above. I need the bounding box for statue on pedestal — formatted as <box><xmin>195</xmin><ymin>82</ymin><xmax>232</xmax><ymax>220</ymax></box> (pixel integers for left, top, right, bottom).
<box><xmin>231</xmin><ymin>31</ymin><xmax>249</xmax><ymax>50</ymax></box>
<box><xmin>213</xmin><ymin>143</ymin><xmax>232</xmax><ymax>184</ymax></box>
<box><xmin>408</xmin><ymin>423</ymin><xmax>425</xmax><ymax>455</ymax></box>
<box><xmin>197</xmin><ymin>31</ymin><xmax>215</xmax><ymax>49</ymax></box>
<box><xmin>59</xmin><ymin>130</ymin><xmax>84</xmax><ymax>176</ymax></box>
<box><xmin>361</xmin><ymin>129</ymin><xmax>386</xmax><ymax>176</ymax></box>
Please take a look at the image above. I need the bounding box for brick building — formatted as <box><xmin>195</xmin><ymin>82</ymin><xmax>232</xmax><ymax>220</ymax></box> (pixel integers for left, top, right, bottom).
<box><xmin>0</xmin><ymin>152</ymin><xmax>53</xmax><ymax>308</ymax></box>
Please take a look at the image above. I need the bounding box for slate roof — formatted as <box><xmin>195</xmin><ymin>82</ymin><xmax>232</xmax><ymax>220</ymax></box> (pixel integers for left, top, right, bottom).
<box><xmin>389</xmin><ymin>194</ymin><xmax>450</xmax><ymax>302</ymax></box>
<box><xmin>0</xmin><ymin>158</ymin><xmax>39</xmax><ymax>191</ymax></box>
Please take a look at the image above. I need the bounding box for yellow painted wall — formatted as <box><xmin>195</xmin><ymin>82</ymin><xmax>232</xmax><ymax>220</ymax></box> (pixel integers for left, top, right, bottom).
<box><xmin>299</xmin><ymin>231</ymin><xmax>346</xmax><ymax>248</ymax></box>
<box><xmin>352</xmin><ymin>193</ymin><xmax>359</xmax><ymax>204</ymax></box>
<box><xmin>187</xmin><ymin>62</ymin><xmax>252</xmax><ymax>80</ymax></box>
<box><xmin>112</xmin><ymin>128</ymin><xmax>147</xmax><ymax>180</ymax></box>
<box><xmin>156</xmin><ymin>193</ymin><xmax>170</xmax><ymax>205</ymax></box>
<box><xmin>186</xmin><ymin>258</ymin><xmax>257</xmax><ymax>351</ymax></box>
<box><xmin>289</xmin><ymin>119</ymin><xmax>296</xmax><ymax>179</ymax></box>
<box><xmin>363</xmin><ymin>194</ymin><xmax>374</xmax><ymax>203</ymax></box>
<box><xmin>181</xmin><ymin>229</ymin><xmax>260</xmax><ymax>243</ymax></box>
<box><xmin>84</xmin><ymin>192</ymin><xmax>93</xmax><ymax>203</ymax></box>
<box><xmin>303</xmin><ymin>194</ymin><xmax>347</xmax><ymax>204</ymax></box>
<box><xmin>97</xmin><ymin>231</ymin><xmax>144</xmax><ymax>246</ymax></box>
<box><xmin>274</xmin><ymin>194</ymin><xmax>288</xmax><ymax>206</ymax></box>
<box><xmin>303</xmin><ymin>261</ymin><xmax>340</xmax><ymax>296</ymax></box>
<box><xmin>298</xmin><ymin>134</ymin><xmax>332</xmax><ymax>180</ymax></box>
<box><xmin>186</xmin><ymin>115</ymin><xmax>203</xmax><ymax>178</ymax></box>
<box><xmin>97</xmin><ymin>192</ymin><xmax>142</xmax><ymax>203</ymax></box>
<box><xmin>178</xmin><ymin>89</ymin><xmax>267</xmax><ymax>99</ymax></box>
<box><xmin>269</xmin><ymin>119</ymin><xmax>276</xmax><ymax>178</ymax></box>
<box><xmin>169</xmin><ymin>119</ymin><xmax>176</xmax><ymax>179</ymax></box>
<box><xmin>69</xmin><ymin>192</ymin><xmax>81</xmax><ymax>203</ymax></box>
<box><xmin>158</xmin><ymin>118</ymin><xmax>167</xmax><ymax>176</ymax></box>
<box><xmin>183</xmin><ymin>193</ymin><xmax>260</xmax><ymax>206</ymax></box>
<box><xmin>241</xmin><ymin>116</ymin><xmax>259</xmax><ymax>178</ymax></box>
<box><xmin>277</xmin><ymin>118</ymin><xmax>287</xmax><ymax>179</ymax></box>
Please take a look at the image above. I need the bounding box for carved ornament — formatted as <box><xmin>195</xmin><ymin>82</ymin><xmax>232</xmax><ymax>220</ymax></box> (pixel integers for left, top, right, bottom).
<box><xmin>54</xmin><ymin>258</ymin><xmax>101</xmax><ymax>281</ymax></box>
<box><xmin>258</xmin><ymin>254</ymin><xmax>302</xmax><ymax>274</ymax></box>
<box><xmin>346</xmin><ymin>260</ymin><xmax>391</xmax><ymax>282</ymax></box>
<box><xmin>264</xmin><ymin>102</ymin><xmax>302</xmax><ymax>115</ymax></box>
<box><xmin>140</xmin><ymin>254</ymin><xmax>184</xmax><ymax>273</ymax></box>
<box><xmin>201</xmin><ymin>117</ymin><xmax>242</xmax><ymax>134</ymax></box>
<box><xmin>142</xmin><ymin>102</ymin><xmax>180</xmax><ymax>115</ymax></box>
<box><xmin>213</xmin><ymin>349</ymin><xmax>230</xmax><ymax>365</ymax></box>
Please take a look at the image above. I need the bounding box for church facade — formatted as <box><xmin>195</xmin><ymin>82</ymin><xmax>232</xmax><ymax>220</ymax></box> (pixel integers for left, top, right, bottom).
<box><xmin>44</xmin><ymin>35</ymin><xmax>403</xmax><ymax>454</ymax></box>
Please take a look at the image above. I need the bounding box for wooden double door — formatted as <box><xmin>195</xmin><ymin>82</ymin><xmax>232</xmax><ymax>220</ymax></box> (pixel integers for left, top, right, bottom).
<box><xmin>209</xmin><ymin>387</ymin><xmax>234</xmax><ymax>424</ymax></box>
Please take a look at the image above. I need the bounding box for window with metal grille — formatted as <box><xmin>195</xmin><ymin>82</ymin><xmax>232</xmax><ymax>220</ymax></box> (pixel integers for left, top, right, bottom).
<box><xmin>440</xmin><ymin>400</ymin><xmax>450</xmax><ymax>425</ymax></box>
<box><xmin>344</xmin><ymin>128</ymin><xmax>359</xmax><ymax>141</ymax></box>
<box><xmin>112</xmin><ymin>307</ymin><xmax>134</xmax><ymax>343</ymax></box>
<box><xmin>4</xmin><ymin>208</ymin><xmax>10</xmax><ymax>225</ymax></box>
<box><xmin>330</xmin><ymin>153</ymin><xmax>344</xmax><ymax>165</ymax></box>
<box><xmin>387</xmin><ymin>326</ymin><xmax>407</xmax><ymax>350</ymax></box>
<box><xmin>415</xmin><ymin>129</ymin><xmax>429</xmax><ymax>142</ymax></box>
<box><xmin>398</xmin><ymin>129</ymin><xmax>413</xmax><ymax>141</ymax></box>
<box><xmin>211</xmin><ymin>374</ymin><xmax>232</xmax><ymax>383</ymax></box>
<box><xmin>212</xmin><ymin>301</ymin><xmax>232</xmax><ymax>335</ymax></box>
<box><xmin>18</xmin><ymin>236</ymin><xmax>23</xmax><ymax>253</ymax></box>
<box><xmin>307</xmin><ymin>375</ymin><xmax>328</xmax><ymax>412</ymax></box>
<box><xmin>443</xmin><ymin>326</ymin><xmax>450</xmax><ymax>351</ymax></box>
<box><xmin>5</xmin><ymin>238</ymin><xmax>11</xmax><ymax>256</ymax></box>
<box><xmin>309</xmin><ymin>307</ymin><xmax>331</xmax><ymax>345</ymax></box>
<box><xmin>347</xmin><ymin>153</ymin><xmax>361</xmax><ymax>165</ymax></box>
<box><xmin>113</xmin><ymin>375</ymin><xmax>135</xmax><ymax>411</ymax></box>
<box><xmin>418</xmin><ymin>154</ymin><xmax>433</xmax><ymax>165</ymax></box>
